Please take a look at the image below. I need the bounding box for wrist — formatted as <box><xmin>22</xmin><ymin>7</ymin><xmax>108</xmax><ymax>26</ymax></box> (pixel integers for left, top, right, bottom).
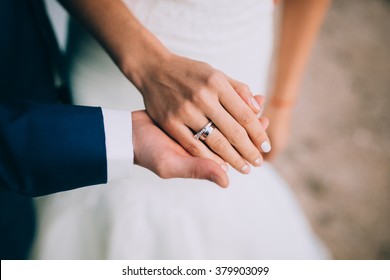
<box><xmin>119</xmin><ymin>33</ymin><xmax>172</xmax><ymax>92</ymax></box>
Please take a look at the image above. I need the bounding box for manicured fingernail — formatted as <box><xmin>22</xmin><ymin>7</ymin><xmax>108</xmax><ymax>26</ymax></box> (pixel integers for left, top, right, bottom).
<box><xmin>221</xmin><ymin>164</ymin><xmax>229</xmax><ymax>173</ymax></box>
<box><xmin>241</xmin><ymin>164</ymin><xmax>250</xmax><ymax>173</ymax></box>
<box><xmin>250</xmin><ymin>97</ymin><xmax>261</xmax><ymax>111</ymax></box>
<box><xmin>261</xmin><ymin>141</ymin><xmax>272</xmax><ymax>153</ymax></box>
<box><xmin>254</xmin><ymin>157</ymin><xmax>263</xmax><ymax>166</ymax></box>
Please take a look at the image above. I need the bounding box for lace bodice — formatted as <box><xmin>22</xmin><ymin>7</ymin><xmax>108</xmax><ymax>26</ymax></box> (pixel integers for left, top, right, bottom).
<box><xmin>123</xmin><ymin>0</ymin><xmax>274</xmax><ymax>54</ymax></box>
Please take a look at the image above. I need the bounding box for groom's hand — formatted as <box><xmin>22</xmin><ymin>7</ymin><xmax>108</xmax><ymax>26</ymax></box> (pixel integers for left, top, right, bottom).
<box><xmin>131</xmin><ymin>107</ymin><xmax>269</xmax><ymax>188</ymax></box>
<box><xmin>132</xmin><ymin>110</ymin><xmax>229</xmax><ymax>187</ymax></box>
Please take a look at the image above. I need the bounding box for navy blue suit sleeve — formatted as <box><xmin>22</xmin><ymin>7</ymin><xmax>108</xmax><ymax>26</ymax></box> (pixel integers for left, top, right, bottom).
<box><xmin>0</xmin><ymin>101</ymin><xmax>108</xmax><ymax>197</ymax></box>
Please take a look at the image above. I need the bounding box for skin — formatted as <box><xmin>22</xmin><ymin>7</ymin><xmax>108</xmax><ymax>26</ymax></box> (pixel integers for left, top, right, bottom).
<box><xmin>133</xmin><ymin>96</ymin><xmax>269</xmax><ymax>188</ymax></box>
<box><xmin>263</xmin><ymin>0</ymin><xmax>331</xmax><ymax>161</ymax></box>
<box><xmin>58</xmin><ymin>0</ymin><xmax>271</xmax><ymax>174</ymax></box>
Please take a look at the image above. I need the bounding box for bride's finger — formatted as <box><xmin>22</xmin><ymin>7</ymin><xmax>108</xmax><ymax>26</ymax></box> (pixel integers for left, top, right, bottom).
<box><xmin>228</xmin><ymin>77</ymin><xmax>264</xmax><ymax>114</ymax></box>
<box><xmin>259</xmin><ymin>117</ymin><xmax>269</xmax><ymax>130</ymax></box>
<box><xmin>205</xmin><ymin>105</ymin><xmax>264</xmax><ymax>169</ymax></box>
<box><xmin>203</xmin><ymin>127</ymin><xmax>257</xmax><ymax>172</ymax></box>
<box><xmin>164</xmin><ymin>122</ymin><xmax>228</xmax><ymax>171</ymax></box>
<box><xmin>184</xmin><ymin>112</ymin><xmax>255</xmax><ymax>172</ymax></box>
<box><xmin>216</xmin><ymin>86</ymin><xmax>271</xmax><ymax>154</ymax></box>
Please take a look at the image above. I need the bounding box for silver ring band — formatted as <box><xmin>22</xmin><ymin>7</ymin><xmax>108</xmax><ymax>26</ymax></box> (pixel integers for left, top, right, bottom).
<box><xmin>194</xmin><ymin>121</ymin><xmax>215</xmax><ymax>141</ymax></box>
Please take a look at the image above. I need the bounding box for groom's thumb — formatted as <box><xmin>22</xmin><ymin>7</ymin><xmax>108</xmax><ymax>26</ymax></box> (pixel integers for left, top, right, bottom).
<box><xmin>179</xmin><ymin>157</ymin><xmax>229</xmax><ymax>188</ymax></box>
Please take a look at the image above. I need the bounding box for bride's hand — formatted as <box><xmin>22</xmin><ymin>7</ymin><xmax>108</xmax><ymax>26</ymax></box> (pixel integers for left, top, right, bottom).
<box><xmin>131</xmin><ymin>54</ymin><xmax>271</xmax><ymax>174</ymax></box>
<box><xmin>262</xmin><ymin>104</ymin><xmax>292</xmax><ymax>161</ymax></box>
<box><xmin>132</xmin><ymin>110</ymin><xmax>269</xmax><ymax>188</ymax></box>
<box><xmin>60</xmin><ymin>0</ymin><xmax>270</xmax><ymax>173</ymax></box>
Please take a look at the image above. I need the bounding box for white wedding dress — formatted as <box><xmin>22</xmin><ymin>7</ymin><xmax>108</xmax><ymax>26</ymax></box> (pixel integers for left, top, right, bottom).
<box><xmin>32</xmin><ymin>0</ymin><xmax>327</xmax><ymax>259</ymax></box>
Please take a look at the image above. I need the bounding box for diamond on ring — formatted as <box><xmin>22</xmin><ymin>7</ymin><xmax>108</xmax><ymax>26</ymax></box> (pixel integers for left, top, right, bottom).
<box><xmin>194</xmin><ymin>121</ymin><xmax>215</xmax><ymax>141</ymax></box>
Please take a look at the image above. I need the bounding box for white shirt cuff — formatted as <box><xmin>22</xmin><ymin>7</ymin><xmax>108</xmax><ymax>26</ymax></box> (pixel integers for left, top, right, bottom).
<box><xmin>101</xmin><ymin>108</ymin><xmax>133</xmax><ymax>182</ymax></box>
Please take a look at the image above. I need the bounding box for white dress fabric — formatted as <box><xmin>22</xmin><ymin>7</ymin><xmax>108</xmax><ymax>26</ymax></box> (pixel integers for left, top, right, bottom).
<box><xmin>32</xmin><ymin>0</ymin><xmax>327</xmax><ymax>259</ymax></box>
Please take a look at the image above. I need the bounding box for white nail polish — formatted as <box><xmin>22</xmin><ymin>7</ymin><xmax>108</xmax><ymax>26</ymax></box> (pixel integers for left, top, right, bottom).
<box><xmin>261</xmin><ymin>141</ymin><xmax>272</xmax><ymax>153</ymax></box>
<box><xmin>250</xmin><ymin>97</ymin><xmax>261</xmax><ymax>111</ymax></box>
<box><xmin>221</xmin><ymin>164</ymin><xmax>229</xmax><ymax>173</ymax></box>
<box><xmin>254</xmin><ymin>157</ymin><xmax>263</xmax><ymax>166</ymax></box>
<box><xmin>241</xmin><ymin>164</ymin><xmax>250</xmax><ymax>173</ymax></box>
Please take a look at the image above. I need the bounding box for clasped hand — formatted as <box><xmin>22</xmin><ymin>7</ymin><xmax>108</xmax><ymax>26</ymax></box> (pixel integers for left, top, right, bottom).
<box><xmin>132</xmin><ymin>54</ymin><xmax>271</xmax><ymax>176</ymax></box>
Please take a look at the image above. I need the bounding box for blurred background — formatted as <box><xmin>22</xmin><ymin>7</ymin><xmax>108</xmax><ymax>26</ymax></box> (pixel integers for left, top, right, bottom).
<box><xmin>275</xmin><ymin>0</ymin><xmax>390</xmax><ymax>259</ymax></box>
<box><xmin>45</xmin><ymin>0</ymin><xmax>390</xmax><ymax>259</ymax></box>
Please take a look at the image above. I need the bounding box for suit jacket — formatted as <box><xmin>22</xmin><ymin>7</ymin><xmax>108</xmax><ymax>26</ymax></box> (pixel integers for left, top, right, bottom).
<box><xmin>0</xmin><ymin>0</ymin><xmax>108</xmax><ymax>259</ymax></box>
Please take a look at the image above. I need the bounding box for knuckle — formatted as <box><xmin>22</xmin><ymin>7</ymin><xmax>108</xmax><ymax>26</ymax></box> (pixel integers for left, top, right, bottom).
<box><xmin>194</xmin><ymin>88</ymin><xmax>217</xmax><ymax>111</ymax></box>
<box><xmin>208</xmin><ymin>137</ymin><xmax>225</xmax><ymax>152</ymax></box>
<box><xmin>177</xmin><ymin>101</ymin><xmax>193</xmax><ymax>117</ymax></box>
<box><xmin>237</xmin><ymin>83</ymin><xmax>251</xmax><ymax>95</ymax></box>
<box><xmin>239</xmin><ymin>109</ymin><xmax>255</xmax><ymax>126</ymax></box>
<box><xmin>205</xmin><ymin>71</ymin><xmax>223</xmax><ymax>88</ymax></box>
<box><xmin>186</xmin><ymin>142</ymin><xmax>202</xmax><ymax>156</ymax></box>
<box><xmin>162</xmin><ymin>112</ymin><xmax>178</xmax><ymax>129</ymax></box>
<box><xmin>229</xmin><ymin>127</ymin><xmax>247</xmax><ymax>146</ymax></box>
<box><xmin>195</xmin><ymin>87</ymin><xmax>210</xmax><ymax>103</ymax></box>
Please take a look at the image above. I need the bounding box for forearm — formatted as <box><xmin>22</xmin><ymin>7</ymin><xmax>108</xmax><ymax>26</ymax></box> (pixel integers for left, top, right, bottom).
<box><xmin>58</xmin><ymin>0</ymin><xmax>170</xmax><ymax>88</ymax></box>
<box><xmin>271</xmin><ymin>0</ymin><xmax>330</xmax><ymax>105</ymax></box>
<box><xmin>0</xmin><ymin>102</ymin><xmax>107</xmax><ymax>196</ymax></box>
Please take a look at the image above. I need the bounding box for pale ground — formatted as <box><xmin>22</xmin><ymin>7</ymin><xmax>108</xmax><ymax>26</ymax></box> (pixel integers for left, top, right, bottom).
<box><xmin>274</xmin><ymin>0</ymin><xmax>390</xmax><ymax>259</ymax></box>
